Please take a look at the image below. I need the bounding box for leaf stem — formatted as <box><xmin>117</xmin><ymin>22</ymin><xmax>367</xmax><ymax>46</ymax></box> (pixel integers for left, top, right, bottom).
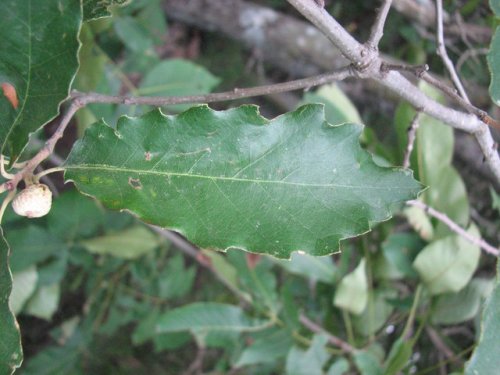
<box><xmin>402</xmin><ymin>283</ymin><xmax>422</xmax><ymax>339</ymax></box>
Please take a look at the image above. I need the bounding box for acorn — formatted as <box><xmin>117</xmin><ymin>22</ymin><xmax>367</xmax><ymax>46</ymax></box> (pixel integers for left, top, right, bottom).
<box><xmin>12</xmin><ymin>183</ymin><xmax>52</xmax><ymax>218</ymax></box>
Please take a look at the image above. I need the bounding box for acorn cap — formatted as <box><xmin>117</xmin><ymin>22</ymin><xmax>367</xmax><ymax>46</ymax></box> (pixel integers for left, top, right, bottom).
<box><xmin>12</xmin><ymin>183</ymin><xmax>52</xmax><ymax>218</ymax></box>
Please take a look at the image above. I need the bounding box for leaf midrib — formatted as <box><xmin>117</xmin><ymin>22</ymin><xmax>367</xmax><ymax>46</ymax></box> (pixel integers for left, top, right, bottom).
<box><xmin>65</xmin><ymin>163</ymin><xmax>410</xmax><ymax>190</ymax></box>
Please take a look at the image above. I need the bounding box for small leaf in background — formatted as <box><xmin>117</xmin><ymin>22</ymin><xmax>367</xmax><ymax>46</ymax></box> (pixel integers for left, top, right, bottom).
<box><xmin>156</xmin><ymin>254</ymin><xmax>196</xmax><ymax>299</ymax></box>
<box><xmin>383</xmin><ymin>338</ymin><xmax>413</xmax><ymax>375</ymax></box>
<box><xmin>302</xmin><ymin>84</ymin><xmax>362</xmax><ymax>124</ymax></box>
<box><xmin>156</xmin><ymin>302</ymin><xmax>267</xmax><ymax>334</ymax></box>
<box><xmin>235</xmin><ymin>328</ymin><xmax>292</xmax><ymax>367</ymax></box>
<box><xmin>488</xmin><ymin>27</ymin><xmax>500</xmax><ymax>105</ymax></box>
<box><xmin>327</xmin><ymin>358</ymin><xmax>350</xmax><ymax>375</ymax></box>
<box><xmin>153</xmin><ymin>332</ymin><xmax>191</xmax><ymax>352</ymax></box>
<box><xmin>285</xmin><ymin>334</ymin><xmax>329</xmax><ymax>375</ymax></box>
<box><xmin>352</xmin><ymin>288</ymin><xmax>397</xmax><ymax>336</ymax></box>
<box><xmin>138</xmin><ymin>59</ymin><xmax>220</xmax><ymax>112</ymax></box>
<box><xmin>7</xmin><ymin>226</ymin><xmax>66</xmax><ymax>273</ymax></box>
<box><xmin>201</xmin><ymin>249</ymin><xmax>242</xmax><ymax>295</ymax></box>
<box><xmin>276</xmin><ymin>252</ymin><xmax>337</xmax><ymax>283</ymax></box>
<box><xmin>465</xmin><ymin>258</ymin><xmax>500</xmax><ymax>374</ymax></box>
<box><xmin>0</xmin><ymin>232</ymin><xmax>22</xmax><ymax>374</ymax></box>
<box><xmin>114</xmin><ymin>16</ymin><xmax>154</xmax><ymax>53</ymax></box>
<box><xmin>80</xmin><ymin>225</ymin><xmax>159</xmax><ymax>259</ymax></box>
<box><xmin>48</xmin><ymin>189</ymin><xmax>105</xmax><ymax>241</ymax></box>
<box><xmin>83</xmin><ymin>0</ymin><xmax>129</xmax><ymax>21</ymax></box>
<box><xmin>0</xmin><ymin>0</ymin><xmax>82</xmax><ymax>161</ymax></box>
<box><xmin>490</xmin><ymin>187</ymin><xmax>500</xmax><ymax>213</ymax></box>
<box><xmin>132</xmin><ymin>307</ymin><xmax>161</xmax><ymax>345</ymax></box>
<box><xmin>353</xmin><ymin>350</ymin><xmax>383</xmax><ymax>375</ymax></box>
<box><xmin>10</xmin><ymin>266</ymin><xmax>38</xmax><ymax>314</ymax></box>
<box><xmin>64</xmin><ymin>105</ymin><xmax>421</xmax><ymax>259</ymax></box>
<box><xmin>431</xmin><ymin>278</ymin><xmax>494</xmax><ymax>325</ymax></box>
<box><xmin>373</xmin><ymin>233</ymin><xmax>421</xmax><ymax>280</ymax></box>
<box><xmin>413</xmin><ymin>226</ymin><xmax>480</xmax><ymax>295</ymax></box>
<box><xmin>25</xmin><ymin>284</ymin><xmax>61</xmax><ymax>321</ymax></box>
<box><xmin>334</xmin><ymin>258</ymin><xmax>368</xmax><ymax>314</ymax></box>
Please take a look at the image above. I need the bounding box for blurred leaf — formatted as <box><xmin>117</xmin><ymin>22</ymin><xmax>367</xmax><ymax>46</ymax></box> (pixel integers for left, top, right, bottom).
<box><xmin>491</xmin><ymin>187</ymin><xmax>500</xmax><ymax>212</ymax></box>
<box><xmin>491</xmin><ymin>0</ymin><xmax>500</xmax><ymax>15</ymax></box>
<box><xmin>373</xmin><ymin>233</ymin><xmax>421</xmax><ymax>280</ymax></box>
<box><xmin>75</xmin><ymin>25</ymin><xmax>107</xmax><ymax>92</ymax></box>
<box><xmin>156</xmin><ymin>302</ymin><xmax>267</xmax><ymax>334</ymax></box>
<box><xmin>302</xmin><ymin>84</ymin><xmax>362</xmax><ymax>124</ymax></box>
<box><xmin>0</xmin><ymin>231</ymin><xmax>22</xmax><ymax>374</ymax></box>
<box><xmin>153</xmin><ymin>332</ymin><xmax>191</xmax><ymax>352</ymax></box>
<box><xmin>327</xmin><ymin>358</ymin><xmax>350</xmax><ymax>375</ymax></box>
<box><xmin>465</xmin><ymin>258</ymin><xmax>500</xmax><ymax>374</ymax></box>
<box><xmin>353</xmin><ymin>350</ymin><xmax>383</xmax><ymax>375</ymax></box>
<box><xmin>413</xmin><ymin>226</ymin><xmax>480</xmax><ymax>295</ymax></box>
<box><xmin>10</xmin><ymin>266</ymin><xmax>38</xmax><ymax>314</ymax></box>
<box><xmin>201</xmin><ymin>249</ymin><xmax>241</xmax><ymax>293</ymax></box>
<box><xmin>334</xmin><ymin>259</ymin><xmax>368</xmax><ymax>314</ymax></box>
<box><xmin>235</xmin><ymin>328</ymin><xmax>292</xmax><ymax>367</ymax></box>
<box><xmin>383</xmin><ymin>338</ymin><xmax>412</xmax><ymax>375</ymax></box>
<box><xmin>25</xmin><ymin>283</ymin><xmax>60</xmax><ymax>321</ymax></box>
<box><xmin>65</xmin><ymin>105</ymin><xmax>421</xmax><ymax>259</ymax></box>
<box><xmin>157</xmin><ymin>254</ymin><xmax>196</xmax><ymax>299</ymax></box>
<box><xmin>136</xmin><ymin>0</ymin><xmax>168</xmax><ymax>46</ymax></box>
<box><xmin>0</xmin><ymin>0</ymin><xmax>82</xmax><ymax>161</ymax></box>
<box><xmin>404</xmin><ymin>205</ymin><xmax>434</xmax><ymax>241</ymax></box>
<box><xmin>352</xmin><ymin>288</ymin><xmax>397</xmax><ymax>336</ymax></box>
<box><xmin>36</xmin><ymin>252</ymin><xmax>68</xmax><ymax>286</ymax></box>
<box><xmin>285</xmin><ymin>334</ymin><xmax>329</xmax><ymax>375</ymax></box>
<box><xmin>132</xmin><ymin>307</ymin><xmax>160</xmax><ymax>345</ymax></box>
<box><xmin>114</xmin><ymin>16</ymin><xmax>154</xmax><ymax>53</ymax></box>
<box><xmin>21</xmin><ymin>330</ymin><xmax>85</xmax><ymax>375</ymax></box>
<box><xmin>488</xmin><ymin>28</ymin><xmax>500</xmax><ymax>105</ymax></box>
<box><xmin>80</xmin><ymin>225</ymin><xmax>159</xmax><ymax>259</ymax></box>
<box><xmin>7</xmin><ymin>225</ymin><xmax>65</xmax><ymax>273</ymax></box>
<box><xmin>83</xmin><ymin>0</ymin><xmax>129</xmax><ymax>21</ymax></box>
<box><xmin>138</xmin><ymin>59</ymin><xmax>220</xmax><ymax>112</ymax></box>
<box><xmin>277</xmin><ymin>252</ymin><xmax>336</xmax><ymax>283</ymax></box>
<box><xmin>432</xmin><ymin>278</ymin><xmax>494</xmax><ymax>325</ymax></box>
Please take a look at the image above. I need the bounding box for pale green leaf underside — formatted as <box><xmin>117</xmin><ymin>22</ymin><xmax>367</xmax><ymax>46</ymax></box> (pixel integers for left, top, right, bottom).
<box><xmin>465</xmin><ymin>258</ymin><xmax>500</xmax><ymax>374</ymax></box>
<box><xmin>488</xmin><ymin>28</ymin><xmax>500</xmax><ymax>106</ymax></box>
<box><xmin>0</xmin><ymin>230</ymin><xmax>23</xmax><ymax>374</ymax></box>
<box><xmin>64</xmin><ymin>104</ymin><xmax>421</xmax><ymax>258</ymax></box>
<box><xmin>0</xmin><ymin>0</ymin><xmax>82</xmax><ymax>161</ymax></box>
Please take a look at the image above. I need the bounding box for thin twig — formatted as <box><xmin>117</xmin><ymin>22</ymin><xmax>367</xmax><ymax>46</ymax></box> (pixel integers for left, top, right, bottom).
<box><xmin>403</xmin><ymin>112</ymin><xmax>421</xmax><ymax>168</ymax></box>
<box><xmin>298</xmin><ymin>313</ymin><xmax>355</xmax><ymax>353</ymax></box>
<box><xmin>71</xmin><ymin>68</ymin><xmax>353</xmax><ymax>107</ymax></box>
<box><xmin>407</xmin><ymin>200</ymin><xmax>499</xmax><ymax>256</ymax></box>
<box><xmin>287</xmin><ymin>0</ymin><xmax>500</xmax><ymax>184</ymax></box>
<box><xmin>435</xmin><ymin>0</ymin><xmax>470</xmax><ymax>102</ymax></box>
<box><xmin>366</xmin><ymin>0</ymin><xmax>393</xmax><ymax>50</ymax></box>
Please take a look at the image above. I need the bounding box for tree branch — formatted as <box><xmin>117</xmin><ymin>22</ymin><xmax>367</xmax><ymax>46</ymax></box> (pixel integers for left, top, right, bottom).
<box><xmin>286</xmin><ymin>0</ymin><xmax>500</xmax><ymax>185</ymax></box>
<box><xmin>435</xmin><ymin>0</ymin><xmax>469</xmax><ymax>102</ymax></box>
<box><xmin>366</xmin><ymin>0</ymin><xmax>393</xmax><ymax>50</ymax></box>
<box><xmin>407</xmin><ymin>200</ymin><xmax>499</xmax><ymax>256</ymax></box>
<box><xmin>298</xmin><ymin>314</ymin><xmax>355</xmax><ymax>353</ymax></box>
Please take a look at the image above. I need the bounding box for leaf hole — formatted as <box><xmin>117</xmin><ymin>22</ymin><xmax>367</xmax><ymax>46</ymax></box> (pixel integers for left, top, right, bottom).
<box><xmin>128</xmin><ymin>177</ymin><xmax>142</xmax><ymax>190</ymax></box>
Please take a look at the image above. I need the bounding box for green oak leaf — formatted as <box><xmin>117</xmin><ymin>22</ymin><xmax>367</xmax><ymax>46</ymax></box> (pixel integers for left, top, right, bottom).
<box><xmin>0</xmin><ymin>0</ymin><xmax>82</xmax><ymax>162</ymax></box>
<box><xmin>0</xmin><ymin>229</ymin><xmax>23</xmax><ymax>374</ymax></box>
<box><xmin>82</xmin><ymin>0</ymin><xmax>128</xmax><ymax>21</ymax></box>
<box><xmin>64</xmin><ymin>104</ymin><xmax>421</xmax><ymax>258</ymax></box>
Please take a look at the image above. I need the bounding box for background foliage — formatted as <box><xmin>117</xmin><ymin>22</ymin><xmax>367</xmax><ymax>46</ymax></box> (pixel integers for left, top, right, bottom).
<box><xmin>0</xmin><ymin>0</ymin><xmax>499</xmax><ymax>374</ymax></box>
